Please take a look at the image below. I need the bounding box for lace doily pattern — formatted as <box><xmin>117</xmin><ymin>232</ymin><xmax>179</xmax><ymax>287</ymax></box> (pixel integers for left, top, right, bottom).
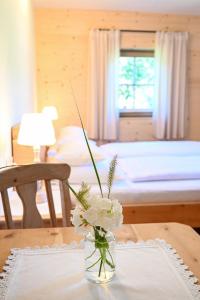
<box><xmin>0</xmin><ymin>239</ymin><xmax>199</xmax><ymax>299</ymax></box>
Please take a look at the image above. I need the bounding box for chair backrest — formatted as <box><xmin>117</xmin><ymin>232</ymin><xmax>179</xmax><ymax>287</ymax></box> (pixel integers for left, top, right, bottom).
<box><xmin>0</xmin><ymin>163</ymin><xmax>72</xmax><ymax>229</ymax></box>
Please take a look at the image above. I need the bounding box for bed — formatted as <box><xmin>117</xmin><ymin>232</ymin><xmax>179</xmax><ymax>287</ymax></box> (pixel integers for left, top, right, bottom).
<box><xmin>5</xmin><ymin>125</ymin><xmax>200</xmax><ymax>227</ymax></box>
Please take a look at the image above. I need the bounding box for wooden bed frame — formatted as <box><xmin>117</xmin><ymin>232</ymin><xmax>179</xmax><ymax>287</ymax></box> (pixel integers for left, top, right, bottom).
<box><xmin>123</xmin><ymin>202</ymin><xmax>200</xmax><ymax>227</ymax></box>
<box><xmin>1</xmin><ymin>201</ymin><xmax>200</xmax><ymax>229</ymax></box>
<box><xmin>9</xmin><ymin>125</ymin><xmax>200</xmax><ymax>228</ymax></box>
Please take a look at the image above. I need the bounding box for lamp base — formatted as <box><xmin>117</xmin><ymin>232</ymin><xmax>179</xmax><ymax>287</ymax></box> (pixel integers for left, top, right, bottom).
<box><xmin>36</xmin><ymin>181</ymin><xmax>47</xmax><ymax>204</ymax></box>
<box><xmin>33</xmin><ymin>147</ymin><xmax>47</xmax><ymax>204</ymax></box>
<box><xmin>36</xmin><ymin>189</ymin><xmax>47</xmax><ymax>204</ymax></box>
<box><xmin>33</xmin><ymin>146</ymin><xmax>41</xmax><ymax>163</ymax></box>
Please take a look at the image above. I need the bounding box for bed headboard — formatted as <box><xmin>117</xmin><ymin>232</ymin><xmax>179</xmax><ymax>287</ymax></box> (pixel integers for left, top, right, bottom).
<box><xmin>11</xmin><ymin>124</ymin><xmax>46</xmax><ymax>164</ymax></box>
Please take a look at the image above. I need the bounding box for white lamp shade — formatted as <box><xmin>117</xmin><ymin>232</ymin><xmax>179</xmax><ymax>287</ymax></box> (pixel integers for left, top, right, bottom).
<box><xmin>42</xmin><ymin>106</ymin><xmax>58</xmax><ymax>120</ymax></box>
<box><xmin>18</xmin><ymin>113</ymin><xmax>56</xmax><ymax>146</ymax></box>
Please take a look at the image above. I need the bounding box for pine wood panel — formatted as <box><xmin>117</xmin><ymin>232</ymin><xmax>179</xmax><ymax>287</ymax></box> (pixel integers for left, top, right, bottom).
<box><xmin>121</xmin><ymin>32</ymin><xmax>155</xmax><ymax>49</ymax></box>
<box><xmin>35</xmin><ymin>9</ymin><xmax>200</xmax><ymax>141</ymax></box>
<box><xmin>119</xmin><ymin>117</ymin><xmax>154</xmax><ymax>141</ymax></box>
<box><xmin>0</xmin><ymin>223</ymin><xmax>200</xmax><ymax>280</ymax></box>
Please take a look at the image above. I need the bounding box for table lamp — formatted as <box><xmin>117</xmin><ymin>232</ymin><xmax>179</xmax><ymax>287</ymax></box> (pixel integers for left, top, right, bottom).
<box><xmin>17</xmin><ymin>113</ymin><xmax>56</xmax><ymax>203</ymax></box>
<box><xmin>18</xmin><ymin>113</ymin><xmax>56</xmax><ymax>162</ymax></box>
<box><xmin>42</xmin><ymin>106</ymin><xmax>58</xmax><ymax>121</ymax></box>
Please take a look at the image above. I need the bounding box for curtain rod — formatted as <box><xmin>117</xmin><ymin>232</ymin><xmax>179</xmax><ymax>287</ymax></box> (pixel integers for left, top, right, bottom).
<box><xmin>99</xmin><ymin>29</ymin><xmax>156</xmax><ymax>33</ymax></box>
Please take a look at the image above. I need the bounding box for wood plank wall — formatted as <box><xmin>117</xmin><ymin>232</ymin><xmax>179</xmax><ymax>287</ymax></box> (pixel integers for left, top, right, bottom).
<box><xmin>35</xmin><ymin>9</ymin><xmax>200</xmax><ymax>141</ymax></box>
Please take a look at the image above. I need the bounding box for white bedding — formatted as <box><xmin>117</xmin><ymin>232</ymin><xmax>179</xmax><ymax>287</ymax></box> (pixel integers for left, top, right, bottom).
<box><xmin>118</xmin><ymin>156</ymin><xmax>200</xmax><ymax>182</ymax></box>
<box><xmin>48</xmin><ymin>139</ymin><xmax>200</xmax><ymax>183</ymax></box>
<box><xmin>100</xmin><ymin>141</ymin><xmax>200</xmax><ymax>158</ymax></box>
<box><xmin>50</xmin><ymin>152</ymin><xmax>200</xmax><ymax>183</ymax></box>
<box><xmin>69</xmin><ymin>160</ymin><xmax>126</xmax><ymax>184</ymax></box>
<box><xmin>2</xmin><ymin>136</ymin><xmax>200</xmax><ymax>220</ymax></box>
<box><xmin>48</xmin><ymin>158</ymin><xmax>126</xmax><ymax>184</ymax></box>
<box><xmin>1</xmin><ymin>179</ymin><xmax>200</xmax><ymax>219</ymax></box>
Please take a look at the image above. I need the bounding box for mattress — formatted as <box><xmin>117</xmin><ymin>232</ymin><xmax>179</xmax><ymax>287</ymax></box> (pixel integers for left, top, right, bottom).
<box><xmin>1</xmin><ymin>179</ymin><xmax>200</xmax><ymax>219</ymax></box>
<box><xmin>100</xmin><ymin>141</ymin><xmax>200</xmax><ymax>157</ymax></box>
<box><xmin>118</xmin><ymin>156</ymin><xmax>200</xmax><ymax>182</ymax></box>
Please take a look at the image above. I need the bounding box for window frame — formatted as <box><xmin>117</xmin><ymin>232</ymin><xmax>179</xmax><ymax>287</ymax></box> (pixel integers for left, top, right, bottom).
<box><xmin>119</xmin><ymin>49</ymin><xmax>155</xmax><ymax>117</ymax></box>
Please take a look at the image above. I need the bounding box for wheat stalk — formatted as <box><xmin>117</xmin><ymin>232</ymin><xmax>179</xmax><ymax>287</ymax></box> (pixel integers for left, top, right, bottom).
<box><xmin>77</xmin><ymin>182</ymin><xmax>90</xmax><ymax>209</ymax></box>
<box><xmin>107</xmin><ymin>155</ymin><xmax>117</xmax><ymax>199</ymax></box>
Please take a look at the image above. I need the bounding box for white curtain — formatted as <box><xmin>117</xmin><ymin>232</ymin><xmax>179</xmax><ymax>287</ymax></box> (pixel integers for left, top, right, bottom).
<box><xmin>153</xmin><ymin>32</ymin><xmax>188</xmax><ymax>140</ymax></box>
<box><xmin>87</xmin><ymin>29</ymin><xmax>120</xmax><ymax>141</ymax></box>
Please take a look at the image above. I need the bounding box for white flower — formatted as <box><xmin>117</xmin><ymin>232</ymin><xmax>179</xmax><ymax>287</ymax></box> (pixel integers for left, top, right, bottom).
<box><xmin>71</xmin><ymin>206</ymin><xmax>91</xmax><ymax>235</ymax></box>
<box><xmin>85</xmin><ymin>195</ymin><xmax>123</xmax><ymax>231</ymax></box>
<box><xmin>71</xmin><ymin>194</ymin><xmax>123</xmax><ymax>234</ymax></box>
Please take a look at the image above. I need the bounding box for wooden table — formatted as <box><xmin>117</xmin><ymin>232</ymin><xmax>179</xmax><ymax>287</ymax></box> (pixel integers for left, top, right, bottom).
<box><xmin>0</xmin><ymin>223</ymin><xmax>200</xmax><ymax>281</ymax></box>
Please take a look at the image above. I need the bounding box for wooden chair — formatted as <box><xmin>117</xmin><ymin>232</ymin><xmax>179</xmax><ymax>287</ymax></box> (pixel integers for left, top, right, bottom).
<box><xmin>0</xmin><ymin>163</ymin><xmax>72</xmax><ymax>229</ymax></box>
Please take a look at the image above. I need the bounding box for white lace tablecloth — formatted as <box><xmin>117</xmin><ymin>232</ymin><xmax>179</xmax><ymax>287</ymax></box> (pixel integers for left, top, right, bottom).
<box><xmin>0</xmin><ymin>240</ymin><xmax>200</xmax><ymax>300</ymax></box>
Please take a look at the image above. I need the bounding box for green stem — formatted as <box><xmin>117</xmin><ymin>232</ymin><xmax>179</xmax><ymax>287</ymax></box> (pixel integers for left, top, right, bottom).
<box><xmin>86</xmin><ymin>229</ymin><xmax>115</xmax><ymax>278</ymax></box>
<box><xmin>107</xmin><ymin>249</ymin><xmax>115</xmax><ymax>268</ymax></box>
<box><xmin>106</xmin><ymin>258</ymin><xmax>115</xmax><ymax>269</ymax></box>
<box><xmin>86</xmin><ymin>257</ymin><xmax>101</xmax><ymax>271</ymax></box>
<box><xmin>103</xmin><ymin>261</ymin><xmax>106</xmax><ymax>278</ymax></box>
<box><xmin>108</xmin><ymin>187</ymin><xmax>111</xmax><ymax>199</ymax></box>
<box><xmin>85</xmin><ymin>248</ymin><xmax>96</xmax><ymax>260</ymax></box>
<box><xmin>98</xmin><ymin>247</ymin><xmax>107</xmax><ymax>278</ymax></box>
<box><xmin>70</xmin><ymin>82</ymin><xmax>103</xmax><ymax>197</ymax></box>
<box><xmin>65</xmin><ymin>181</ymin><xmax>78</xmax><ymax>198</ymax></box>
<box><xmin>98</xmin><ymin>248</ymin><xmax>104</xmax><ymax>277</ymax></box>
<box><xmin>102</xmin><ymin>249</ymin><xmax>107</xmax><ymax>279</ymax></box>
<box><xmin>66</xmin><ymin>181</ymin><xmax>89</xmax><ymax>210</ymax></box>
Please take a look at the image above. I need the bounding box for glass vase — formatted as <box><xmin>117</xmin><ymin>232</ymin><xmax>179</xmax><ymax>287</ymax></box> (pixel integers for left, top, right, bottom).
<box><xmin>84</xmin><ymin>229</ymin><xmax>116</xmax><ymax>284</ymax></box>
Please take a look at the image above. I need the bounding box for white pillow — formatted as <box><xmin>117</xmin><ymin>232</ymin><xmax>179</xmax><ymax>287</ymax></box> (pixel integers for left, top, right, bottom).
<box><xmin>59</xmin><ymin>126</ymin><xmax>84</xmax><ymax>137</ymax></box>
<box><xmin>57</xmin><ymin>126</ymin><xmax>89</xmax><ymax>146</ymax></box>
<box><xmin>68</xmin><ymin>160</ymin><xmax>126</xmax><ymax>184</ymax></box>
<box><xmin>54</xmin><ymin>140</ymin><xmax>106</xmax><ymax>166</ymax></box>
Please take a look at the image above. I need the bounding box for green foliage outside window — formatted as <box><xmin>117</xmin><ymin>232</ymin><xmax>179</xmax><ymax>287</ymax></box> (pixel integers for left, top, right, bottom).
<box><xmin>119</xmin><ymin>56</ymin><xmax>155</xmax><ymax>110</ymax></box>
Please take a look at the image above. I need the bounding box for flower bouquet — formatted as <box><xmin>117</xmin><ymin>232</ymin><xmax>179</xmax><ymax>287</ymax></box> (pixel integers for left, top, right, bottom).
<box><xmin>69</xmin><ymin>96</ymin><xmax>123</xmax><ymax>283</ymax></box>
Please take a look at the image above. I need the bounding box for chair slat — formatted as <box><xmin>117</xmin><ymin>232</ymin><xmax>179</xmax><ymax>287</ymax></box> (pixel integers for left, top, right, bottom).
<box><xmin>45</xmin><ymin>180</ymin><xmax>57</xmax><ymax>227</ymax></box>
<box><xmin>0</xmin><ymin>163</ymin><xmax>72</xmax><ymax>229</ymax></box>
<box><xmin>16</xmin><ymin>182</ymin><xmax>44</xmax><ymax>228</ymax></box>
<box><xmin>59</xmin><ymin>179</ymin><xmax>72</xmax><ymax>227</ymax></box>
<box><xmin>1</xmin><ymin>190</ymin><xmax>14</xmax><ymax>229</ymax></box>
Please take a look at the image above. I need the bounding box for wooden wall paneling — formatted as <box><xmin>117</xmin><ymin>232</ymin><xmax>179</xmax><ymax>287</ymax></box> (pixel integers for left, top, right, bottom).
<box><xmin>34</xmin><ymin>9</ymin><xmax>200</xmax><ymax>141</ymax></box>
<box><xmin>119</xmin><ymin>117</ymin><xmax>154</xmax><ymax>141</ymax></box>
<box><xmin>121</xmin><ymin>32</ymin><xmax>155</xmax><ymax>49</ymax></box>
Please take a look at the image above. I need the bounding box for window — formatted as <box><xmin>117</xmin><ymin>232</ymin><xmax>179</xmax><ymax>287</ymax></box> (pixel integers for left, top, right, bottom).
<box><xmin>118</xmin><ymin>50</ymin><xmax>155</xmax><ymax>115</ymax></box>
